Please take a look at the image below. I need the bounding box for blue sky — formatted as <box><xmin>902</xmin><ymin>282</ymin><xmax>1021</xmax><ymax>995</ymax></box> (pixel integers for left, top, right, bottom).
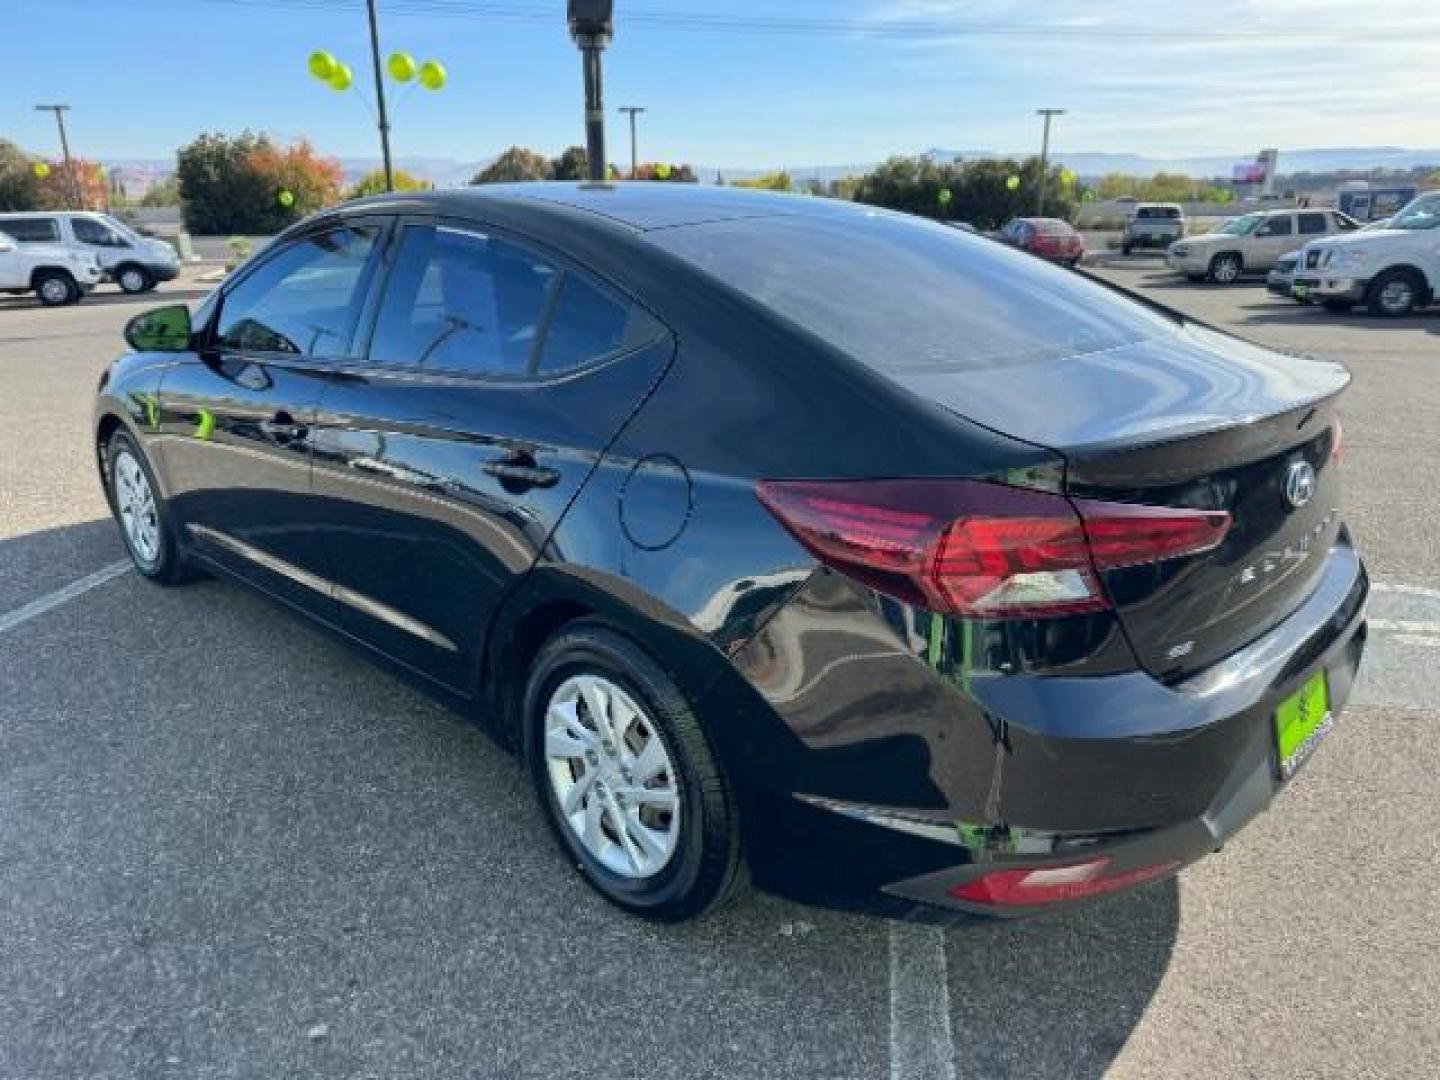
<box><xmin>4</xmin><ymin>0</ymin><xmax>1439</xmax><ymax>168</ymax></box>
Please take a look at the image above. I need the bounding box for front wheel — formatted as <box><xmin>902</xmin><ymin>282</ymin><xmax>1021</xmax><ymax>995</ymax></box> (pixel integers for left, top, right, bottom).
<box><xmin>1208</xmin><ymin>253</ymin><xmax>1243</xmax><ymax>285</ymax></box>
<box><xmin>1366</xmin><ymin>268</ymin><xmax>1424</xmax><ymax>316</ymax></box>
<box><xmin>105</xmin><ymin>430</ymin><xmax>196</xmax><ymax>586</ymax></box>
<box><xmin>524</xmin><ymin>622</ymin><xmax>744</xmax><ymax>922</ymax></box>
<box><xmin>34</xmin><ymin>270</ymin><xmax>79</xmax><ymax>306</ymax></box>
<box><xmin>116</xmin><ymin>264</ymin><xmax>153</xmax><ymax>294</ymax></box>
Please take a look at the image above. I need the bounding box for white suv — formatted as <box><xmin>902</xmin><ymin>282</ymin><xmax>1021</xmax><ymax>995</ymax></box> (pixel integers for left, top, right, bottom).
<box><xmin>1292</xmin><ymin>192</ymin><xmax>1440</xmax><ymax>316</ymax></box>
<box><xmin>1165</xmin><ymin>209</ymin><xmax>1358</xmax><ymax>284</ymax></box>
<box><xmin>0</xmin><ymin>228</ymin><xmax>103</xmax><ymax>305</ymax></box>
<box><xmin>0</xmin><ymin>211</ymin><xmax>180</xmax><ymax>294</ymax></box>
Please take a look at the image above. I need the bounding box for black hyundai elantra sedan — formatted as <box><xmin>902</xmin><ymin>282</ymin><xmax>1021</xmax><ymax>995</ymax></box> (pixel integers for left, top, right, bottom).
<box><xmin>95</xmin><ymin>184</ymin><xmax>1366</xmax><ymax>921</ymax></box>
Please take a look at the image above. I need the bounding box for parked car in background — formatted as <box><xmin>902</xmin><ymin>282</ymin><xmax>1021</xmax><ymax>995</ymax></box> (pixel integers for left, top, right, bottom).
<box><xmin>1293</xmin><ymin>192</ymin><xmax>1440</xmax><ymax>315</ymax></box>
<box><xmin>999</xmin><ymin>217</ymin><xmax>1084</xmax><ymax>266</ymax></box>
<box><xmin>1361</xmin><ymin>217</ymin><xmax>1393</xmax><ymax>231</ymax></box>
<box><xmin>95</xmin><ymin>184</ymin><xmax>1364</xmax><ymax>923</ymax></box>
<box><xmin>0</xmin><ymin>227</ymin><xmax>102</xmax><ymax>305</ymax></box>
<box><xmin>1267</xmin><ymin>250</ymin><xmax>1303</xmax><ymax>299</ymax></box>
<box><xmin>1166</xmin><ymin>209</ymin><xmax>1359</xmax><ymax>284</ymax></box>
<box><xmin>0</xmin><ymin>211</ymin><xmax>180</xmax><ymax>294</ymax></box>
<box><xmin>1121</xmin><ymin>203</ymin><xmax>1185</xmax><ymax>254</ymax></box>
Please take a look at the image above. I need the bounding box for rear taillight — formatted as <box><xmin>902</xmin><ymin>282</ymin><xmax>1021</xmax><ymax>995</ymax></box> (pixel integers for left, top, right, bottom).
<box><xmin>1331</xmin><ymin>414</ymin><xmax>1344</xmax><ymax>462</ymax></box>
<box><xmin>947</xmin><ymin>856</ymin><xmax>1181</xmax><ymax>907</ymax></box>
<box><xmin>755</xmin><ymin>479</ymin><xmax>1230</xmax><ymax>619</ymax></box>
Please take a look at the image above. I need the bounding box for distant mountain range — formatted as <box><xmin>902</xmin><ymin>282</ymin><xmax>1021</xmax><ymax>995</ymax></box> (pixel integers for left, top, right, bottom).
<box><xmin>102</xmin><ymin>146</ymin><xmax>1440</xmax><ymax>194</ymax></box>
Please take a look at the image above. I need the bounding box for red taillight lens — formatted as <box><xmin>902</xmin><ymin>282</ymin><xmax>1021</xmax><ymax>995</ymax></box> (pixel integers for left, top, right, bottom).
<box><xmin>947</xmin><ymin>856</ymin><xmax>1181</xmax><ymax>907</ymax></box>
<box><xmin>1331</xmin><ymin>414</ymin><xmax>1343</xmax><ymax>462</ymax></box>
<box><xmin>755</xmin><ymin>478</ymin><xmax>1230</xmax><ymax>619</ymax></box>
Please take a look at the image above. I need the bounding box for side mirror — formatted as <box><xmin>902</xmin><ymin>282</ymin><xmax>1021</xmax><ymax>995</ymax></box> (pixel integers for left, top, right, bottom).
<box><xmin>125</xmin><ymin>304</ymin><xmax>192</xmax><ymax>352</ymax></box>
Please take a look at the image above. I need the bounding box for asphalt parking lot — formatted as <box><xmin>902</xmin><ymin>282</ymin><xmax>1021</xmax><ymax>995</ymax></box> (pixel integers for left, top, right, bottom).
<box><xmin>2</xmin><ymin>265</ymin><xmax>1438</xmax><ymax>1079</ymax></box>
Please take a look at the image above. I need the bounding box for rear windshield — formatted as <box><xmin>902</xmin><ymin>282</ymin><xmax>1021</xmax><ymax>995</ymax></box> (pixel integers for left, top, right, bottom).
<box><xmin>1136</xmin><ymin>206</ymin><xmax>1181</xmax><ymax>219</ymax></box>
<box><xmin>1033</xmin><ymin>219</ymin><xmax>1074</xmax><ymax>235</ymax></box>
<box><xmin>647</xmin><ymin>209</ymin><xmax>1175</xmax><ymax>373</ymax></box>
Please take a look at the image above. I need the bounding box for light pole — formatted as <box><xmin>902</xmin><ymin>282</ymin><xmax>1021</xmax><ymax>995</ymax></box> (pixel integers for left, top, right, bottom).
<box><xmin>619</xmin><ymin>106</ymin><xmax>645</xmax><ymax>179</ymax></box>
<box><xmin>568</xmin><ymin>1</ymin><xmax>614</xmax><ymax>184</ymax></box>
<box><xmin>364</xmin><ymin>0</ymin><xmax>395</xmax><ymax>191</ymax></box>
<box><xmin>1035</xmin><ymin>108</ymin><xmax>1065</xmax><ymax>216</ymax></box>
<box><xmin>34</xmin><ymin>104</ymin><xmax>78</xmax><ymax>209</ymax></box>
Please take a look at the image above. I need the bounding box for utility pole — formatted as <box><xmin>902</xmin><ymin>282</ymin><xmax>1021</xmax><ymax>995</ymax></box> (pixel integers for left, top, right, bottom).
<box><xmin>34</xmin><ymin>104</ymin><xmax>79</xmax><ymax>209</ymax></box>
<box><xmin>1035</xmin><ymin>108</ymin><xmax>1065</xmax><ymax>216</ymax></box>
<box><xmin>364</xmin><ymin>0</ymin><xmax>395</xmax><ymax>191</ymax></box>
<box><xmin>618</xmin><ymin>106</ymin><xmax>645</xmax><ymax>179</ymax></box>
<box><xmin>568</xmin><ymin>1</ymin><xmax>614</xmax><ymax>184</ymax></box>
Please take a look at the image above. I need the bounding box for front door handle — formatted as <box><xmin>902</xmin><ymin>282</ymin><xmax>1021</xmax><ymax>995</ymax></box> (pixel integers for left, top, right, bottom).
<box><xmin>482</xmin><ymin>454</ymin><xmax>560</xmax><ymax>491</ymax></box>
<box><xmin>260</xmin><ymin>412</ymin><xmax>308</xmax><ymax>443</ymax></box>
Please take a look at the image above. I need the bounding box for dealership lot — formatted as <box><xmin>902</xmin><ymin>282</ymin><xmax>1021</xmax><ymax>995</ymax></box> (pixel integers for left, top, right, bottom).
<box><xmin>2</xmin><ymin>267</ymin><xmax>1438</xmax><ymax>1079</ymax></box>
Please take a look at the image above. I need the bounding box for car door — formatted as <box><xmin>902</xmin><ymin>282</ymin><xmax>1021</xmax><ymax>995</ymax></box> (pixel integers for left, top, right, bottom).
<box><xmin>1298</xmin><ymin>211</ymin><xmax>1332</xmax><ymax>248</ymax></box>
<box><xmin>1250</xmin><ymin>213</ymin><xmax>1295</xmax><ymax>270</ymax></box>
<box><xmin>69</xmin><ymin>215</ymin><xmax>129</xmax><ymax>276</ymax></box>
<box><xmin>156</xmin><ymin>218</ymin><xmax>388</xmax><ymax>617</ymax></box>
<box><xmin>307</xmin><ymin>217</ymin><xmax>672</xmax><ymax>691</ymax></box>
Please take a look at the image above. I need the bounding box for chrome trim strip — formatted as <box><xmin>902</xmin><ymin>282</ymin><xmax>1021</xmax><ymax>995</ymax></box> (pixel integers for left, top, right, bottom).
<box><xmin>186</xmin><ymin>524</ymin><xmax>459</xmax><ymax>652</ymax></box>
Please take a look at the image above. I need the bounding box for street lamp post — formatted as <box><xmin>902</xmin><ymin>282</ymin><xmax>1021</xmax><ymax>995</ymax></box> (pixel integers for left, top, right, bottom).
<box><xmin>568</xmin><ymin>1</ymin><xmax>614</xmax><ymax>184</ymax></box>
<box><xmin>619</xmin><ymin>106</ymin><xmax>645</xmax><ymax>179</ymax></box>
<box><xmin>34</xmin><ymin>104</ymin><xmax>78</xmax><ymax>209</ymax></box>
<box><xmin>364</xmin><ymin>0</ymin><xmax>395</xmax><ymax>191</ymax></box>
<box><xmin>1035</xmin><ymin>108</ymin><xmax>1065</xmax><ymax>216</ymax></box>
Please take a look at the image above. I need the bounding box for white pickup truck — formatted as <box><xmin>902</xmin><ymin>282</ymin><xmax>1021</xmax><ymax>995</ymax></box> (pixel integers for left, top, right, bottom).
<box><xmin>1292</xmin><ymin>192</ymin><xmax>1440</xmax><ymax>316</ymax></box>
<box><xmin>0</xmin><ymin>228</ymin><xmax>103</xmax><ymax>305</ymax></box>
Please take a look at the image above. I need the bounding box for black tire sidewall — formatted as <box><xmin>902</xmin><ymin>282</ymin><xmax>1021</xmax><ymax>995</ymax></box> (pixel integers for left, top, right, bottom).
<box><xmin>1368</xmin><ymin>270</ymin><xmax>1419</xmax><ymax>317</ymax></box>
<box><xmin>1209</xmin><ymin>254</ymin><xmax>1240</xmax><ymax>284</ymax></box>
<box><xmin>523</xmin><ymin>623</ymin><xmax>739</xmax><ymax>921</ymax></box>
<box><xmin>36</xmin><ymin>271</ymin><xmax>77</xmax><ymax>306</ymax></box>
<box><xmin>106</xmin><ymin>430</ymin><xmax>178</xmax><ymax>580</ymax></box>
<box><xmin>117</xmin><ymin>265</ymin><xmax>152</xmax><ymax>294</ymax></box>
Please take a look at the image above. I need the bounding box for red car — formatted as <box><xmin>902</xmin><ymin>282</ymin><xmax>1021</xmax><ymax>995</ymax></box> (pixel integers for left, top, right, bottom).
<box><xmin>1000</xmin><ymin>217</ymin><xmax>1085</xmax><ymax>267</ymax></box>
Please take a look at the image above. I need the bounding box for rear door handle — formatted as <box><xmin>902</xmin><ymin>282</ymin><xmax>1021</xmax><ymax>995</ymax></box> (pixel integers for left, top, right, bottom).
<box><xmin>482</xmin><ymin>455</ymin><xmax>560</xmax><ymax>490</ymax></box>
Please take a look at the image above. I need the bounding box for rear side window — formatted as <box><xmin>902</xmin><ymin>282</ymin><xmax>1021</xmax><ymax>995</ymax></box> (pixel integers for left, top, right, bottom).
<box><xmin>2</xmin><ymin>217</ymin><xmax>59</xmax><ymax>243</ymax></box>
<box><xmin>649</xmin><ymin>210</ymin><xmax>1176</xmax><ymax>373</ymax></box>
<box><xmin>216</xmin><ymin>225</ymin><xmax>379</xmax><ymax>357</ymax></box>
<box><xmin>370</xmin><ymin>224</ymin><xmax>654</xmax><ymax>377</ymax></box>
<box><xmin>1333</xmin><ymin>213</ymin><xmax>1359</xmax><ymax>231</ymax></box>
<box><xmin>1298</xmin><ymin>213</ymin><xmax>1329</xmax><ymax>235</ymax></box>
<box><xmin>71</xmin><ymin>217</ymin><xmax>127</xmax><ymax>246</ymax></box>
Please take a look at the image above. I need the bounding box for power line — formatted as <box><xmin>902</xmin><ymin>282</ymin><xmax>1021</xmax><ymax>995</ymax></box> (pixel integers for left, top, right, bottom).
<box><xmin>184</xmin><ymin>0</ymin><xmax>1440</xmax><ymax>44</ymax></box>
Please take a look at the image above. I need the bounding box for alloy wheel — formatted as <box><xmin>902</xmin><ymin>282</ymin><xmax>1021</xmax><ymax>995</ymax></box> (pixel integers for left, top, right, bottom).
<box><xmin>1379</xmin><ymin>279</ymin><xmax>1415</xmax><ymax>314</ymax></box>
<box><xmin>543</xmin><ymin>674</ymin><xmax>681</xmax><ymax>879</ymax></box>
<box><xmin>39</xmin><ymin>277</ymin><xmax>70</xmax><ymax>304</ymax></box>
<box><xmin>119</xmin><ymin>268</ymin><xmax>148</xmax><ymax>293</ymax></box>
<box><xmin>114</xmin><ymin>450</ymin><xmax>161</xmax><ymax>567</ymax></box>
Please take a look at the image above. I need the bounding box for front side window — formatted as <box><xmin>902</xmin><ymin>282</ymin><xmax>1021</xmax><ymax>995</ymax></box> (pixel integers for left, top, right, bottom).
<box><xmin>72</xmin><ymin>217</ymin><xmax>127</xmax><ymax>246</ymax></box>
<box><xmin>1256</xmin><ymin>215</ymin><xmax>1293</xmax><ymax>237</ymax></box>
<box><xmin>216</xmin><ymin>225</ymin><xmax>379</xmax><ymax>357</ymax></box>
<box><xmin>1389</xmin><ymin>195</ymin><xmax>1440</xmax><ymax>231</ymax></box>
<box><xmin>1298</xmin><ymin>213</ymin><xmax>1329</xmax><ymax>235</ymax></box>
<box><xmin>1</xmin><ymin>217</ymin><xmax>60</xmax><ymax>243</ymax></box>
<box><xmin>370</xmin><ymin>224</ymin><xmax>649</xmax><ymax>377</ymax></box>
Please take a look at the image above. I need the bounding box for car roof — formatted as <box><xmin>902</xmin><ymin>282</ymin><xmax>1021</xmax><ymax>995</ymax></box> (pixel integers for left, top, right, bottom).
<box><xmin>342</xmin><ymin>182</ymin><xmax>847</xmax><ymax>233</ymax></box>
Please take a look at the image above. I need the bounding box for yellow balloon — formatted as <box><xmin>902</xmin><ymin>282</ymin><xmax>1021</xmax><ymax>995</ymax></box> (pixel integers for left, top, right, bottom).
<box><xmin>387</xmin><ymin>51</ymin><xmax>416</xmax><ymax>82</ymax></box>
<box><xmin>418</xmin><ymin>59</ymin><xmax>447</xmax><ymax>91</ymax></box>
<box><xmin>33</xmin><ymin>161</ymin><xmax>50</xmax><ymax>179</ymax></box>
<box><xmin>1006</xmin><ymin>175</ymin><xmax>1021</xmax><ymax>191</ymax></box>
<box><xmin>655</xmin><ymin>162</ymin><xmax>672</xmax><ymax>180</ymax></box>
<box><xmin>309</xmin><ymin>50</ymin><xmax>337</xmax><ymax>81</ymax></box>
<box><xmin>328</xmin><ymin>63</ymin><xmax>353</xmax><ymax>92</ymax></box>
<box><xmin>1060</xmin><ymin>169</ymin><xmax>1076</xmax><ymax>186</ymax></box>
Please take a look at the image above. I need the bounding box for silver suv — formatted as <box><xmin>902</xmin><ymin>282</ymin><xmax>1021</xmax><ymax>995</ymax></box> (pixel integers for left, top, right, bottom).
<box><xmin>1122</xmin><ymin>204</ymin><xmax>1185</xmax><ymax>254</ymax></box>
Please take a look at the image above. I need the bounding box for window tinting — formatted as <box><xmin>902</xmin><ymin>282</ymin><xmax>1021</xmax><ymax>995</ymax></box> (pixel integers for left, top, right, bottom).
<box><xmin>1298</xmin><ymin>213</ymin><xmax>1329</xmax><ymax>235</ymax></box>
<box><xmin>72</xmin><ymin>217</ymin><xmax>124</xmax><ymax>246</ymax></box>
<box><xmin>370</xmin><ymin>225</ymin><xmax>649</xmax><ymax>377</ymax></box>
<box><xmin>216</xmin><ymin>225</ymin><xmax>378</xmax><ymax>356</ymax></box>
<box><xmin>1</xmin><ymin>217</ymin><xmax>59</xmax><ymax>243</ymax></box>
<box><xmin>1257</xmin><ymin>215</ymin><xmax>1294</xmax><ymax>236</ymax></box>
<box><xmin>1136</xmin><ymin>206</ymin><xmax>1180</xmax><ymax>219</ymax></box>
<box><xmin>649</xmin><ymin>210</ymin><xmax>1177</xmax><ymax>373</ymax></box>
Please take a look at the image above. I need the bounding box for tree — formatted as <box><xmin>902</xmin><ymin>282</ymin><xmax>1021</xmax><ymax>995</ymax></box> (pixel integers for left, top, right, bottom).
<box><xmin>472</xmin><ymin>147</ymin><xmax>553</xmax><ymax>184</ymax></box>
<box><xmin>731</xmin><ymin>170</ymin><xmax>792</xmax><ymax>191</ymax></box>
<box><xmin>246</xmin><ymin>140</ymin><xmax>344</xmax><ymax>230</ymax></box>
<box><xmin>176</xmin><ymin>132</ymin><xmax>342</xmax><ymax>234</ymax></box>
<box><xmin>551</xmin><ymin>145</ymin><xmax>589</xmax><ymax>181</ymax></box>
<box><xmin>140</xmin><ymin>176</ymin><xmax>182</xmax><ymax>207</ymax></box>
<box><xmin>629</xmin><ymin>162</ymin><xmax>697</xmax><ymax>183</ymax></box>
<box><xmin>347</xmin><ymin>168</ymin><xmax>428</xmax><ymax>199</ymax></box>
<box><xmin>847</xmin><ymin>155</ymin><xmax>1076</xmax><ymax>229</ymax></box>
<box><xmin>0</xmin><ymin>139</ymin><xmax>43</xmax><ymax>211</ymax></box>
<box><xmin>36</xmin><ymin>159</ymin><xmax>110</xmax><ymax>211</ymax></box>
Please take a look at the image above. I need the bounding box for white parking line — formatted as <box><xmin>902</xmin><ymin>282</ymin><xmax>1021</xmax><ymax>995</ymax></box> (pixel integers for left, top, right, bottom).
<box><xmin>0</xmin><ymin>560</ymin><xmax>130</xmax><ymax>636</ymax></box>
<box><xmin>889</xmin><ymin>923</ymin><xmax>957</xmax><ymax>1080</ymax></box>
<box><xmin>1370</xmin><ymin>581</ymin><xmax>1440</xmax><ymax>601</ymax></box>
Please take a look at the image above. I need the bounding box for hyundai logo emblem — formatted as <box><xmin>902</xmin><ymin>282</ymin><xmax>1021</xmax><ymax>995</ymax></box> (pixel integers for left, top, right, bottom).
<box><xmin>1284</xmin><ymin>460</ymin><xmax>1317</xmax><ymax>508</ymax></box>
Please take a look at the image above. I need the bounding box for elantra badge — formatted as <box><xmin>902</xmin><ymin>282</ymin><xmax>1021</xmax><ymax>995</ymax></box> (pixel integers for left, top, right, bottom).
<box><xmin>1284</xmin><ymin>460</ymin><xmax>1317</xmax><ymax>508</ymax></box>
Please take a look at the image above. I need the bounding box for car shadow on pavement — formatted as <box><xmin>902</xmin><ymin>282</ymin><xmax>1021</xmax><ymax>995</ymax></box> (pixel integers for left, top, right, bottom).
<box><xmin>0</xmin><ymin>521</ymin><xmax>1180</xmax><ymax>1080</ymax></box>
<box><xmin>1232</xmin><ymin>301</ymin><xmax>1440</xmax><ymax>334</ymax></box>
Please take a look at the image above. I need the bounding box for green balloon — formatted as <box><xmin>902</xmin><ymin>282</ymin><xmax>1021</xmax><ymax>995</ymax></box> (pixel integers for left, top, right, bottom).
<box><xmin>309</xmin><ymin>50</ymin><xmax>337</xmax><ymax>81</ymax></box>
<box><xmin>387</xmin><ymin>51</ymin><xmax>416</xmax><ymax>82</ymax></box>
<box><xmin>655</xmin><ymin>162</ymin><xmax>672</xmax><ymax>180</ymax></box>
<box><xmin>278</xmin><ymin>189</ymin><xmax>295</xmax><ymax>208</ymax></box>
<box><xmin>1006</xmin><ymin>175</ymin><xmax>1021</xmax><ymax>191</ymax></box>
<box><xmin>418</xmin><ymin>59</ymin><xmax>447</xmax><ymax>91</ymax></box>
<box><xmin>33</xmin><ymin>161</ymin><xmax>50</xmax><ymax>179</ymax></box>
<box><xmin>938</xmin><ymin>188</ymin><xmax>953</xmax><ymax>205</ymax></box>
<box><xmin>328</xmin><ymin>63</ymin><xmax>353</xmax><ymax>92</ymax></box>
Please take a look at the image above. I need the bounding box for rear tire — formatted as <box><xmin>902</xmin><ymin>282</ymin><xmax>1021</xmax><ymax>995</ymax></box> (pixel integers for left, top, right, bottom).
<box><xmin>105</xmin><ymin>430</ymin><xmax>197</xmax><ymax>586</ymax></box>
<box><xmin>34</xmin><ymin>270</ymin><xmax>79</xmax><ymax>306</ymax></box>
<box><xmin>116</xmin><ymin>264</ymin><xmax>153</xmax><ymax>295</ymax></box>
<box><xmin>1207</xmin><ymin>253</ymin><xmax>1243</xmax><ymax>285</ymax></box>
<box><xmin>1366</xmin><ymin>268</ymin><xmax>1423</xmax><ymax>317</ymax></box>
<box><xmin>523</xmin><ymin>621</ymin><xmax>744</xmax><ymax>922</ymax></box>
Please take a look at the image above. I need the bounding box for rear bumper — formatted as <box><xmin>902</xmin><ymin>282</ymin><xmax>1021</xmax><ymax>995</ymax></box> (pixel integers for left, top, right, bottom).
<box><xmin>721</xmin><ymin>533</ymin><xmax>1368</xmax><ymax>918</ymax></box>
